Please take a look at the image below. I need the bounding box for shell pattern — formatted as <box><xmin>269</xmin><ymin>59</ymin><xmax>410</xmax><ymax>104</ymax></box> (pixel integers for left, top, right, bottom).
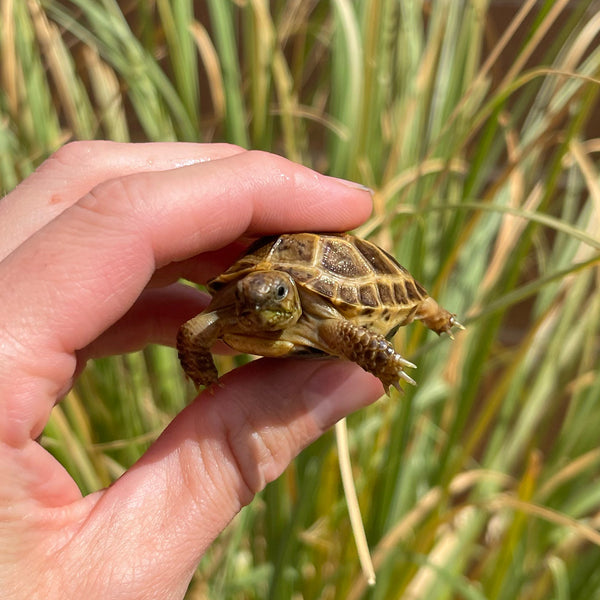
<box><xmin>209</xmin><ymin>232</ymin><xmax>429</xmax><ymax>335</ymax></box>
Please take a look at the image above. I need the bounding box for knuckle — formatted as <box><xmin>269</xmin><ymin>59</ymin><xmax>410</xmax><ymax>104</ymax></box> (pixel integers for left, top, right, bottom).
<box><xmin>223</xmin><ymin>412</ymin><xmax>272</xmax><ymax>499</ymax></box>
<box><xmin>245</xmin><ymin>149</ymin><xmax>289</xmax><ymax>173</ymax></box>
<box><xmin>243</xmin><ymin>150</ymin><xmax>302</xmax><ymax>191</ymax></box>
<box><xmin>78</xmin><ymin>174</ymin><xmax>141</xmax><ymax>223</ymax></box>
<box><xmin>215</xmin><ymin>142</ymin><xmax>245</xmax><ymax>155</ymax></box>
<box><xmin>45</xmin><ymin>140</ymin><xmax>101</xmax><ymax>170</ymax></box>
<box><xmin>214</xmin><ymin>400</ymin><xmax>294</xmax><ymax>504</ymax></box>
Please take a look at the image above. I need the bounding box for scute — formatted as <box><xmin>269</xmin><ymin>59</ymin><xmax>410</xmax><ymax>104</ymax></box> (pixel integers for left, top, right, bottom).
<box><xmin>269</xmin><ymin>233</ymin><xmax>315</xmax><ymax>264</ymax></box>
<box><xmin>286</xmin><ymin>266</ymin><xmax>316</xmax><ymax>284</ymax></box>
<box><xmin>358</xmin><ymin>284</ymin><xmax>379</xmax><ymax>307</ymax></box>
<box><xmin>208</xmin><ymin>240</ymin><xmax>269</xmax><ymax>292</ymax></box>
<box><xmin>393</xmin><ymin>282</ymin><xmax>408</xmax><ymax>304</ymax></box>
<box><xmin>208</xmin><ymin>232</ymin><xmax>428</xmax><ymax>318</ymax></box>
<box><xmin>311</xmin><ymin>277</ymin><xmax>336</xmax><ymax>299</ymax></box>
<box><xmin>405</xmin><ymin>280</ymin><xmax>423</xmax><ymax>302</ymax></box>
<box><xmin>320</xmin><ymin>239</ymin><xmax>371</xmax><ymax>278</ymax></box>
<box><xmin>339</xmin><ymin>284</ymin><xmax>359</xmax><ymax>305</ymax></box>
<box><xmin>377</xmin><ymin>282</ymin><xmax>394</xmax><ymax>304</ymax></box>
<box><xmin>354</xmin><ymin>237</ymin><xmax>407</xmax><ymax>275</ymax></box>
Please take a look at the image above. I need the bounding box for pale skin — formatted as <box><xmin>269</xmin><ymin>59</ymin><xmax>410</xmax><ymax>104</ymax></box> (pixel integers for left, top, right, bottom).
<box><xmin>0</xmin><ymin>142</ymin><xmax>384</xmax><ymax>599</ymax></box>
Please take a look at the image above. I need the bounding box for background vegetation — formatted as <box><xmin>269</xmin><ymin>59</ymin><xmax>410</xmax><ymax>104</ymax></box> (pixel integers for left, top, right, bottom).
<box><xmin>2</xmin><ymin>0</ymin><xmax>600</xmax><ymax>598</ymax></box>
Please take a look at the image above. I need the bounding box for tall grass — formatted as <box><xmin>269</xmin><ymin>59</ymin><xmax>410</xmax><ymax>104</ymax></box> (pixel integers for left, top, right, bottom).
<box><xmin>2</xmin><ymin>1</ymin><xmax>600</xmax><ymax>598</ymax></box>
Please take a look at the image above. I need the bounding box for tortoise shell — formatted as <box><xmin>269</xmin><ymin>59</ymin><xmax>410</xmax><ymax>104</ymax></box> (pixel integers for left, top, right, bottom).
<box><xmin>178</xmin><ymin>232</ymin><xmax>461</xmax><ymax>391</ymax></box>
<box><xmin>208</xmin><ymin>232</ymin><xmax>430</xmax><ymax>337</ymax></box>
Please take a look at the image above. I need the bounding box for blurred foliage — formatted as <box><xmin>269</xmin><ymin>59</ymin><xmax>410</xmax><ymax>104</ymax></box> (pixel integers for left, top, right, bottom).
<box><xmin>2</xmin><ymin>0</ymin><xmax>600</xmax><ymax>598</ymax></box>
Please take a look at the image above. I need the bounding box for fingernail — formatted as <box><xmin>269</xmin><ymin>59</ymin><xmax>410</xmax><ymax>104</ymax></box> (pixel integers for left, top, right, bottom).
<box><xmin>304</xmin><ymin>361</ymin><xmax>384</xmax><ymax>429</ymax></box>
<box><xmin>325</xmin><ymin>175</ymin><xmax>374</xmax><ymax>195</ymax></box>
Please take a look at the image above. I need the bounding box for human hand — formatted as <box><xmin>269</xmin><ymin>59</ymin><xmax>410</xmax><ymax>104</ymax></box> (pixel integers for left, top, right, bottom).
<box><xmin>0</xmin><ymin>142</ymin><xmax>383</xmax><ymax>598</ymax></box>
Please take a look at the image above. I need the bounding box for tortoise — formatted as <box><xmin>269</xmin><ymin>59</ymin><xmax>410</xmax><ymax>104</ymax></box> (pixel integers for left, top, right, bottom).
<box><xmin>177</xmin><ymin>232</ymin><xmax>462</xmax><ymax>393</ymax></box>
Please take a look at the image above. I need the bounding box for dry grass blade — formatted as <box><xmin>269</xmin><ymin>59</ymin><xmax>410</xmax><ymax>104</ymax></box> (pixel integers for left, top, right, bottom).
<box><xmin>190</xmin><ymin>21</ymin><xmax>226</xmax><ymax>124</ymax></box>
<box><xmin>335</xmin><ymin>419</ymin><xmax>376</xmax><ymax>586</ymax></box>
<box><xmin>2</xmin><ymin>0</ymin><xmax>18</xmax><ymax>117</ymax></box>
<box><xmin>27</xmin><ymin>0</ymin><xmax>94</xmax><ymax>138</ymax></box>
<box><xmin>82</xmin><ymin>45</ymin><xmax>128</xmax><ymax>141</ymax></box>
<box><xmin>4</xmin><ymin>2</ymin><xmax>600</xmax><ymax>598</ymax></box>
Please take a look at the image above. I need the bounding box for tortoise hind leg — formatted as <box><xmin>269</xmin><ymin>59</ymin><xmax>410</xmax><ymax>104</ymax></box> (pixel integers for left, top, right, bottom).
<box><xmin>317</xmin><ymin>319</ymin><xmax>416</xmax><ymax>393</ymax></box>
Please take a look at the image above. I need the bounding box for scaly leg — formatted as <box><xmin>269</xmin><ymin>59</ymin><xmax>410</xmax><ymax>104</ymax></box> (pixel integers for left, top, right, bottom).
<box><xmin>318</xmin><ymin>318</ymin><xmax>416</xmax><ymax>393</ymax></box>
<box><xmin>177</xmin><ymin>312</ymin><xmax>221</xmax><ymax>388</ymax></box>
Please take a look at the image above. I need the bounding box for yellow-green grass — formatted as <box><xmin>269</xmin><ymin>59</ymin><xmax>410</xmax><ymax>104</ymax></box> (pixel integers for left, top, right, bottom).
<box><xmin>2</xmin><ymin>1</ymin><xmax>600</xmax><ymax>598</ymax></box>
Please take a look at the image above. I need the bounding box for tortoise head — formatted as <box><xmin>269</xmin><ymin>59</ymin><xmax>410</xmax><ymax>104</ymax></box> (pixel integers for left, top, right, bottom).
<box><xmin>235</xmin><ymin>270</ymin><xmax>302</xmax><ymax>332</ymax></box>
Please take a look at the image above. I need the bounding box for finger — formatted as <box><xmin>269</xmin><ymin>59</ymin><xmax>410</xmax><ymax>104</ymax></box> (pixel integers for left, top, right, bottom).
<box><xmin>0</xmin><ymin>150</ymin><xmax>373</xmax><ymax>445</ymax></box>
<box><xmin>74</xmin><ymin>283</ymin><xmax>208</xmax><ymax>367</ymax></box>
<box><xmin>147</xmin><ymin>240</ymin><xmax>250</xmax><ymax>288</ymax></box>
<box><xmin>68</xmin><ymin>360</ymin><xmax>384</xmax><ymax>595</ymax></box>
<box><xmin>0</xmin><ymin>141</ymin><xmax>245</xmax><ymax>260</ymax></box>
<box><xmin>76</xmin><ymin>284</ymin><xmax>238</xmax><ymax>366</ymax></box>
<box><xmin>76</xmin><ymin>281</ymin><xmax>244</xmax><ymax>375</ymax></box>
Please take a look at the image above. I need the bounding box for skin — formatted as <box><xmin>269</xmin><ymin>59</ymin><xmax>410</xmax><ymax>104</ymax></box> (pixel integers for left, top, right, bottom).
<box><xmin>178</xmin><ymin>268</ymin><xmax>419</xmax><ymax>391</ymax></box>
<box><xmin>0</xmin><ymin>141</ymin><xmax>384</xmax><ymax>599</ymax></box>
<box><xmin>177</xmin><ymin>232</ymin><xmax>463</xmax><ymax>391</ymax></box>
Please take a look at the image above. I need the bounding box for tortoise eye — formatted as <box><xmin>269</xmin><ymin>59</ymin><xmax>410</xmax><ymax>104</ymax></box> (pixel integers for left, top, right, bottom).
<box><xmin>276</xmin><ymin>284</ymin><xmax>288</xmax><ymax>299</ymax></box>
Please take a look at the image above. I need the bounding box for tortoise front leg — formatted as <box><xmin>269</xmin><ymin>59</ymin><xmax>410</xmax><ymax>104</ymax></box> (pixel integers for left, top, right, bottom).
<box><xmin>318</xmin><ymin>319</ymin><xmax>416</xmax><ymax>393</ymax></box>
<box><xmin>177</xmin><ymin>311</ymin><xmax>221</xmax><ymax>388</ymax></box>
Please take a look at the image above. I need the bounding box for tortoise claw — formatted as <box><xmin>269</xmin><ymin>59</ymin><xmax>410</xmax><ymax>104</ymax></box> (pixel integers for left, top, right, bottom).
<box><xmin>399</xmin><ymin>370</ymin><xmax>417</xmax><ymax>386</ymax></box>
<box><xmin>385</xmin><ymin>370</ymin><xmax>417</xmax><ymax>394</ymax></box>
<box><xmin>399</xmin><ymin>357</ymin><xmax>417</xmax><ymax>369</ymax></box>
<box><xmin>445</xmin><ymin>318</ymin><xmax>465</xmax><ymax>340</ymax></box>
<box><xmin>450</xmin><ymin>318</ymin><xmax>465</xmax><ymax>331</ymax></box>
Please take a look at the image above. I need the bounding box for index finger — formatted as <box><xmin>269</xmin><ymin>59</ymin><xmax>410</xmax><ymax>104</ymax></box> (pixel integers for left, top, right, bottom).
<box><xmin>0</xmin><ymin>149</ymin><xmax>373</xmax><ymax>444</ymax></box>
<box><xmin>0</xmin><ymin>141</ymin><xmax>245</xmax><ymax>260</ymax></box>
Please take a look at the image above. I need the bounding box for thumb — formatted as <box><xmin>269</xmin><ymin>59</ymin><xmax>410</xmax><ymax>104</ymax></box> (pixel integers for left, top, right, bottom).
<box><xmin>71</xmin><ymin>359</ymin><xmax>383</xmax><ymax>597</ymax></box>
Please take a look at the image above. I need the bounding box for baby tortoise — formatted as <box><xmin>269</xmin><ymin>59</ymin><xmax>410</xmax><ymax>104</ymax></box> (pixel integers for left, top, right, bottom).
<box><xmin>177</xmin><ymin>232</ymin><xmax>462</xmax><ymax>393</ymax></box>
